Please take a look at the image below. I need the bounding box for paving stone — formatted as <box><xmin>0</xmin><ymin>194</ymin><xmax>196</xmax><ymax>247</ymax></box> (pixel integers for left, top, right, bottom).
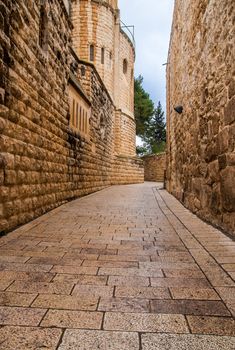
<box><xmin>98</xmin><ymin>254</ymin><xmax>150</xmax><ymax>262</ymax></box>
<box><xmin>104</xmin><ymin>312</ymin><xmax>189</xmax><ymax>333</ymax></box>
<box><xmin>64</xmin><ymin>253</ymin><xmax>99</xmax><ymax>260</ymax></box>
<box><xmin>72</xmin><ymin>284</ymin><xmax>114</xmax><ymax>297</ymax></box>
<box><xmin>150</xmin><ymin>277</ymin><xmax>211</xmax><ymax>288</ymax></box>
<box><xmin>150</xmin><ymin>255</ymin><xmax>195</xmax><ymax>263</ymax></box>
<box><xmin>83</xmin><ymin>260</ymin><xmax>138</xmax><ymax>268</ymax></box>
<box><xmin>32</xmin><ymin>294</ymin><xmax>98</xmax><ymax>310</ymax></box>
<box><xmin>108</xmin><ymin>275</ymin><xmax>149</xmax><ymax>287</ymax></box>
<box><xmin>0</xmin><ymin>262</ymin><xmax>53</xmax><ymax>273</ymax></box>
<box><xmin>0</xmin><ymin>292</ymin><xmax>37</xmax><ymax>307</ymax></box>
<box><xmin>0</xmin><ymin>306</ymin><xmax>46</xmax><ymax>326</ymax></box>
<box><xmin>53</xmin><ymin>274</ymin><xmax>108</xmax><ymax>285</ymax></box>
<box><xmin>8</xmin><ymin>280</ymin><xmax>74</xmax><ymax>295</ymax></box>
<box><xmin>163</xmin><ymin>269</ymin><xmax>205</xmax><ymax>278</ymax></box>
<box><xmin>187</xmin><ymin>316</ymin><xmax>235</xmax><ymax>336</ymax></box>
<box><xmin>0</xmin><ymin>326</ymin><xmax>62</xmax><ymax>350</ymax></box>
<box><xmin>0</xmin><ymin>256</ymin><xmax>30</xmax><ymax>263</ymax></box>
<box><xmin>58</xmin><ymin>329</ymin><xmax>139</xmax><ymax>350</ymax></box>
<box><xmin>140</xmin><ymin>261</ymin><xmax>199</xmax><ymax>270</ymax></box>
<box><xmin>170</xmin><ymin>287</ymin><xmax>220</xmax><ymax>300</ymax></box>
<box><xmin>0</xmin><ymin>183</ymin><xmax>235</xmax><ymax>348</ymax></box>
<box><xmin>141</xmin><ymin>333</ymin><xmax>235</xmax><ymax>350</ymax></box>
<box><xmin>81</xmin><ymin>248</ymin><xmax>117</xmax><ymax>255</ymax></box>
<box><xmin>27</xmin><ymin>257</ymin><xmax>83</xmax><ymax>266</ymax></box>
<box><xmin>98</xmin><ymin>297</ymin><xmax>150</xmax><ymax>313</ymax></box>
<box><xmin>150</xmin><ymin>299</ymin><xmax>231</xmax><ymax>316</ymax></box>
<box><xmin>41</xmin><ymin>310</ymin><xmax>103</xmax><ymax>329</ymax></box>
<box><xmin>51</xmin><ymin>265</ymin><xmax>98</xmax><ymax>275</ymax></box>
<box><xmin>115</xmin><ymin>286</ymin><xmax>170</xmax><ymax>299</ymax></box>
<box><xmin>0</xmin><ymin>271</ymin><xmax>55</xmax><ymax>282</ymax></box>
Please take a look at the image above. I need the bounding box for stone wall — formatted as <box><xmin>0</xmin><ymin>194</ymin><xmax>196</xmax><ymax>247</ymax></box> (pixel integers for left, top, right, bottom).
<box><xmin>0</xmin><ymin>0</ymin><xmax>143</xmax><ymax>233</ymax></box>
<box><xmin>71</xmin><ymin>0</ymin><xmax>136</xmax><ymax>158</ymax></box>
<box><xmin>142</xmin><ymin>153</ymin><xmax>166</xmax><ymax>182</ymax></box>
<box><xmin>166</xmin><ymin>0</ymin><xmax>235</xmax><ymax>236</ymax></box>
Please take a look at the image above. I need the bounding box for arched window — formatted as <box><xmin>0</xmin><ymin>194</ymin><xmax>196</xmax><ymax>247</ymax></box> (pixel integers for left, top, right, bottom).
<box><xmin>123</xmin><ymin>59</ymin><xmax>128</xmax><ymax>74</ymax></box>
<box><xmin>39</xmin><ymin>5</ymin><xmax>48</xmax><ymax>51</ymax></box>
<box><xmin>101</xmin><ymin>47</ymin><xmax>105</xmax><ymax>64</ymax></box>
<box><xmin>90</xmin><ymin>44</ymin><xmax>94</xmax><ymax>62</ymax></box>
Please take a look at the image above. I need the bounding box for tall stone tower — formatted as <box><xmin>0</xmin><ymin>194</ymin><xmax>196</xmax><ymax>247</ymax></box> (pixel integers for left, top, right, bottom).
<box><xmin>71</xmin><ymin>0</ymin><xmax>136</xmax><ymax>156</ymax></box>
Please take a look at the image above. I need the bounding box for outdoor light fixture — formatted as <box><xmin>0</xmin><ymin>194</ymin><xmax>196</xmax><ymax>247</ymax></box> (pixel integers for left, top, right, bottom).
<box><xmin>174</xmin><ymin>105</ymin><xmax>183</xmax><ymax>114</ymax></box>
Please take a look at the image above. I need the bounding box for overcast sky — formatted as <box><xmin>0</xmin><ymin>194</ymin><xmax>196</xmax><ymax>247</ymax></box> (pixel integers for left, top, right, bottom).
<box><xmin>118</xmin><ymin>0</ymin><xmax>175</xmax><ymax>114</ymax></box>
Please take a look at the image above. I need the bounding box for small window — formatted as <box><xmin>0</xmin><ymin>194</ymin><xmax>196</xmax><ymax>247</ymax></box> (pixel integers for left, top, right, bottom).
<box><xmin>39</xmin><ymin>5</ymin><xmax>48</xmax><ymax>50</ymax></box>
<box><xmin>123</xmin><ymin>59</ymin><xmax>128</xmax><ymax>74</ymax></box>
<box><xmin>90</xmin><ymin>45</ymin><xmax>94</xmax><ymax>61</ymax></box>
<box><xmin>101</xmin><ymin>47</ymin><xmax>105</xmax><ymax>64</ymax></box>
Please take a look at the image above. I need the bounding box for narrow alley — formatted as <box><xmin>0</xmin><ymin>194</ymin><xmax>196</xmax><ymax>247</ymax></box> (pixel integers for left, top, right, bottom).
<box><xmin>0</xmin><ymin>182</ymin><xmax>234</xmax><ymax>349</ymax></box>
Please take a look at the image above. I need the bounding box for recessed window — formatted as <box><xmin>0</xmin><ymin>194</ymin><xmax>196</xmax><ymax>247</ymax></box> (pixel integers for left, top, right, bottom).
<box><xmin>39</xmin><ymin>5</ymin><xmax>48</xmax><ymax>51</ymax></box>
<box><xmin>69</xmin><ymin>84</ymin><xmax>90</xmax><ymax>137</ymax></box>
<box><xmin>101</xmin><ymin>47</ymin><xmax>105</xmax><ymax>64</ymax></box>
<box><xmin>90</xmin><ymin>44</ymin><xmax>94</xmax><ymax>62</ymax></box>
<box><xmin>123</xmin><ymin>59</ymin><xmax>128</xmax><ymax>74</ymax></box>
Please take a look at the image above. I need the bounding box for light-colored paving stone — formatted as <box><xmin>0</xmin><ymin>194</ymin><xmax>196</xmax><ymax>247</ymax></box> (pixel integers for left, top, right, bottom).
<box><xmin>141</xmin><ymin>333</ymin><xmax>235</xmax><ymax>350</ymax></box>
<box><xmin>32</xmin><ymin>294</ymin><xmax>99</xmax><ymax>310</ymax></box>
<box><xmin>58</xmin><ymin>329</ymin><xmax>139</xmax><ymax>350</ymax></box>
<box><xmin>0</xmin><ymin>182</ymin><xmax>234</xmax><ymax>348</ymax></box>
<box><xmin>104</xmin><ymin>311</ymin><xmax>189</xmax><ymax>333</ymax></box>
<box><xmin>0</xmin><ymin>326</ymin><xmax>62</xmax><ymax>350</ymax></box>
<box><xmin>0</xmin><ymin>306</ymin><xmax>46</xmax><ymax>326</ymax></box>
<box><xmin>40</xmin><ymin>310</ymin><xmax>103</xmax><ymax>329</ymax></box>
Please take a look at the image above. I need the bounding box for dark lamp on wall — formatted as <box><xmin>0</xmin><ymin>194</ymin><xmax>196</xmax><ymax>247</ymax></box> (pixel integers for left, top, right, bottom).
<box><xmin>174</xmin><ymin>105</ymin><xmax>183</xmax><ymax>114</ymax></box>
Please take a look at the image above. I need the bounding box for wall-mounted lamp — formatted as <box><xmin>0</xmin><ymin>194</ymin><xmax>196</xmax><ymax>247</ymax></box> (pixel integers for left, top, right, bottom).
<box><xmin>174</xmin><ymin>106</ymin><xmax>183</xmax><ymax>114</ymax></box>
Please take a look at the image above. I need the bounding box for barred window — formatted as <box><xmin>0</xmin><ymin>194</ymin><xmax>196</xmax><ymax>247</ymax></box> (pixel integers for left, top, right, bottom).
<box><xmin>90</xmin><ymin>45</ymin><xmax>94</xmax><ymax>62</ymax></box>
<box><xmin>69</xmin><ymin>84</ymin><xmax>90</xmax><ymax>137</ymax></box>
<box><xmin>101</xmin><ymin>47</ymin><xmax>105</xmax><ymax>64</ymax></box>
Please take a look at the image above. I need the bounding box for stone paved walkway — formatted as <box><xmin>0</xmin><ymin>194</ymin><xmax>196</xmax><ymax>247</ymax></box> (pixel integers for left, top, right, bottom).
<box><xmin>0</xmin><ymin>182</ymin><xmax>234</xmax><ymax>349</ymax></box>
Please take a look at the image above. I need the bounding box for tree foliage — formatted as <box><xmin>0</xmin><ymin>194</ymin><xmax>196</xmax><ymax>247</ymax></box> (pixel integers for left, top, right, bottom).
<box><xmin>134</xmin><ymin>75</ymin><xmax>166</xmax><ymax>155</ymax></box>
<box><xmin>142</xmin><ymin>101</ymin><xmax>166</xmax><ymax>154</ymax></box>
<box><xmin>134</xmin><ymin>75</ymin><xmax>155</xmax><ymax>137</ymax></box>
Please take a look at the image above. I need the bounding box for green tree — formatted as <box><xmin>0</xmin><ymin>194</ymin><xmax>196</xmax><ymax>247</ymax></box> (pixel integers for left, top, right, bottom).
<box><xmin>143</xmin><ymin>101</ymin><xmax>166</xmax><ymax>154</ymax></box>
<box><xmin>134</xmin><ymin>75</ymin><xmax>155</xmax><ymax>137</ymax></box>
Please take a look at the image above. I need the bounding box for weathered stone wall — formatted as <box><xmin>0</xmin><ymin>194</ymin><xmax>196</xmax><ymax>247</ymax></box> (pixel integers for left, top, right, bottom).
<box><xmin>0</xmin><ymin>0</ymin><xmax>72</xmax><ymax>232</ymax></box>
<box><xmin>142</xmin><ymin>153</ymin><xmax>166</xmax><ymax>182</ymax></box>
<box><xmin>0</xmin><ymin>0</ymin><xmax>143</xmax><ymax>233</ymax></box>
<box><xmin>166</xmin><ymin>0</ymin><xmax>235</xmax><ymax>235</ymax></box>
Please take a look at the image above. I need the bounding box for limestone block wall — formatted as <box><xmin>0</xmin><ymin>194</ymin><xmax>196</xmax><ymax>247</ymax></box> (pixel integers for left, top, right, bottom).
<box><xmin>142</xmin><ymin>153</ymin><xmax>166</xmax><ymax>182</ymax></box>
<box><xmin>0</xmin><ymin>1</ymin><xmax>143</xmax><ymax>233</ymax></box>
<box><xmin>118</xmin><ymin>31</ymin><xmax>135</xmax><ymax>115</ymax></box>
<box><xmin>0</xmin><ymin>0</ymin><xmax>72</xmax><ymax>232</ymax></box>
<box><xmin>71</xmin><ymin>0</ymin><xmax>137</xmax><ymax>158</ymax></box>
<box><xmin>166</xmin><ymin>0</ymin><xmax>235</xmax><ymax>235</ymax></box>
<box><xmin>71</xmin><ymin>0</ymin><xmax>117</xmax><ymax>99</ymax></box>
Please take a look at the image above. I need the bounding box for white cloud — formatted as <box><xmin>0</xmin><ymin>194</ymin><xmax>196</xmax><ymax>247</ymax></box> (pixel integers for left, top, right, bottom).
<box><xmin>118</xmin><ymin>0</ymin><xmax>174</xmax><ymax>113</ymax></box>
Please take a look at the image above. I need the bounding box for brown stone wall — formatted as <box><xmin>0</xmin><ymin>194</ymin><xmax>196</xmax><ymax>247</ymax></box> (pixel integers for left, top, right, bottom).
<box><xmin>0</xmin><ymin>0</ymin><xmax>72</xmax><ymax>232</ymax></box>
<box><xmin>142</xmin><ymin>153</ymin><xmax>166</xmax><ymax>182</ymax></box>
<box><xmin>166</xmin><ymin>0</ymin><xmax>235</xmax><ymax>235</ymax></box>
<box><xmin>0</xmin><ymin>0</ymin><xmax>143</xmax><ymax>233</ymax></box>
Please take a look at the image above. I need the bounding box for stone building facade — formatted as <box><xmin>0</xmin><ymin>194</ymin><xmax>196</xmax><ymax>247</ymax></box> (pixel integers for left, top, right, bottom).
<box><xmin>0</xmin><ymin>0</ymin><xmax>143</xmax><ymax>233</ymax></box>
<box><xmin>166</xmin><ymin>0</ymin><xmax>235</xmax><ymax>236</ymax></box>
